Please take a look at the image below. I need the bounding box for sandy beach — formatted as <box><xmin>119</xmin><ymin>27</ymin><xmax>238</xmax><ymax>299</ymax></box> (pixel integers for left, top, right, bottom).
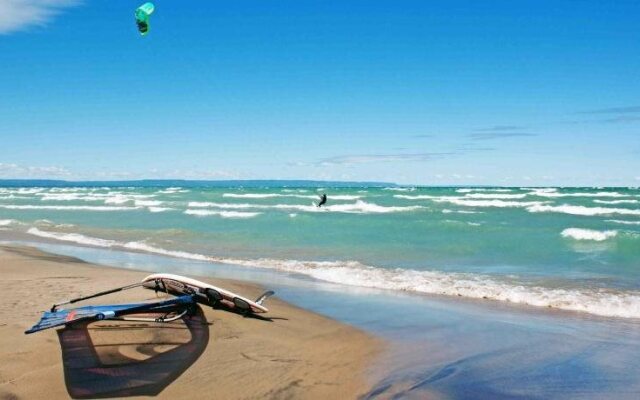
<box><xmin>0</xmin><ymin>244</ymin><xmax>381</xmax><ymax>399</ymax></box>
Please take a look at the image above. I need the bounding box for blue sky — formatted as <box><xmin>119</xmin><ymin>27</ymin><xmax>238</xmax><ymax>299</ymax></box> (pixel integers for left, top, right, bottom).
<box><xmin>1</xmin><ymin>0</ymin><xmax>639</xmax><ymax>185</ymax></box>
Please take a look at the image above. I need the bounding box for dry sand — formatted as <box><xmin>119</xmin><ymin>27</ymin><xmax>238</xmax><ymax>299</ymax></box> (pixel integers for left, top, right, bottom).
<box><xmin>0</xmin><ymin>244</ymin><xmax>381</xmax><ymax>399</ymax></box>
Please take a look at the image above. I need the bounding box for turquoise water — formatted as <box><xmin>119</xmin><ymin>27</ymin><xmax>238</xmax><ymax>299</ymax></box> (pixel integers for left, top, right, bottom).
<box><xmin>1</xmin><ymin>184</ymin><xmax>639</xmax><ymax>318</ymax></box>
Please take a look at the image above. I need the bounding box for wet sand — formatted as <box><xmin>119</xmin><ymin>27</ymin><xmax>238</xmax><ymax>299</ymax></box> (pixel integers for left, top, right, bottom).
<box><xmin>0</xmin><ymin>245</ymin><xmax>382</xmax><ymax>399</ymax></box>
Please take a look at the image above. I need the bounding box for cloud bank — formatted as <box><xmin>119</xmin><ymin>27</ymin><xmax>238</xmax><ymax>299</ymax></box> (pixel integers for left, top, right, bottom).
<box><xmin>0</xmin><ymin>163</ymin><xmax>72</xmax><ymax>178</ymax></box>
<box><xmin>0</xmin><ymin>0</ymin><xmax>80</xmax><ymax>34</ymax></box>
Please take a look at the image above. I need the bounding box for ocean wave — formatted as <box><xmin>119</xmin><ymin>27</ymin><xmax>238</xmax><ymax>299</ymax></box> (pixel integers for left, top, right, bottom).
<box><xmin>223</xmin><ymin>193</ymin><xmax>315</xmax><ymax>199</ymax></box>
<box><xmin>442</xmin><ymin>209</ymin><xmax>481</xmax><ymax>214</ymax></box>
<box><xmin>463</xmin><ymin>193</ymin><xmax>528</xmax><ymax>199</ymax></box>
<box><xmin>394</xmin><ymin>194</ymin><xmax>446</xmax><ymax>200</ymax></box>
<box><xmin>527</xmin><ymin>204</ymin><xmax>640</xmax><ymax>216</ymax></box>
<box><xmin>440</xmin><ymin>198</ymin><xmax>544</xmax><ymax>208</ymax></box>
<box><xmin>184</xmin><ymin>209</ymin><xmax>261</xmax><ymax>218</ymax></box>
<box><xmin>135</xmin><ymin>200</ymin><xmax>163</xmax><ymax>207</ymax></box>
<box><xmin>394</xmin><ymin>194</ymin><xmax>540</xmax><ymax>208</ymax></box>
<box><xmin>0</xmin><ymin>195</ymin><xmax>32</xmax><ymax>200</ymax></box>
<box><xmin>383</xmin><ymin>187</ymin><xmax>416</xmax><ymax>192</ymax></box>
<box><xmin>103</xmin><ymin>193</ymin><xmax>157</xmax><ymax>205</ymax></box>
<box><xmin>222</xmin><ymin>193</ymin><xmax>362</xmax><ymax>200</ymax></box>
<box><xmin>594</xmin><ymin>199</ymin><xmax>639</xmax><ymax>205</ymax></box>
<box><xmin>27</xmin><ymin>227</ymin><xmax>118</xmax><ymax>247</ymax></box>
<box><xmin>0</xmin><ymin>219</ymin><xmax>16</xmax><ymax>226</ymax></box>
<box><xmin>456</xmin><ymin>188</ymin><xmax>513</xmax><ymax>193</ymax></box>
<box><xmin>23</xmin><ymin>227</ymin><xmax>640</xmax><ymax>319</ymax></box>
<box><xmin>0</xmin><ymin>204</ymin><xmax>139</xmax><ymax>211</ymax></box>
<box><xmin>157</xmin><ymin>187</ymin><xmax>188</xmax><ymax>194</ymax></box>
<box><xmin>38</xmin><ymin>193</ymin><xmax>99</xmax><ymax>202</ymax></box>
<box><xmin>561</xmin><ymin>228</ymin><xmax>618</xmax><ymax>241</ymax></box>
<box><xmin>148</xmin><ymin>207</ymin><xmax>174</xmax><ymax>213</ymax></box>
<box><xmin>605</xmin><ymin>220</ymin><xmax>640</xmax><ymax>226</ymax></box>
<box><xmin>189</xmin><ymin>200</ymin><xmax>422</xmax><ymax>214</ymax></box>
<box><xmin>529</xmin><ymin>189</ymin><xmax>629</xmax><ymax>198</ymax></box>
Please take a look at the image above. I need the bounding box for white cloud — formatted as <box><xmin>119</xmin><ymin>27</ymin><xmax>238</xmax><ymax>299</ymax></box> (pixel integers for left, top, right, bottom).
<box><xmin>0</xmin><ymin>162</ymin><xmax>72</xmax><ymax>178</ymax></box>
<box><xmin>0</xmin><ymin>0</ymin><xmax>80</xmax><ymax>34</ymax></box>
<box><xmin>316</xmin><ymin>153</ymin><xmax>452</xmax><ymax>166</ymax></box>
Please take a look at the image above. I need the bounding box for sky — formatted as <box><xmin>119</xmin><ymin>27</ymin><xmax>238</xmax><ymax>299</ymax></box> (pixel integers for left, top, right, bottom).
<box><xmin>0</xmin><ymin>0</ymin><xmax>639</xmax><ymax>186</ymax></box>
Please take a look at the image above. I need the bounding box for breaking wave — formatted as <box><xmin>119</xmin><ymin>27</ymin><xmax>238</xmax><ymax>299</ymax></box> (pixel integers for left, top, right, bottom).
<box><xmin>148</xmin><ymin>207</ymin><xmax>174</xmax><ymax>213</ymax></box>
<box><xmin>222</xmin><ymin>193</ymin><xmax>362</xmax><ymax>200</ymax></box>
<box><xmin>529</xmin><ymin>189</ymin><xmax>629</xmax><ymax>198</ymax></box>
<box><xmin>561</xmin><ymin>228</ymin><xmax>618</xmax><ymax>241</ymax></box>
<box><xmin>593</xmin><ymin>199</ymin><xmax>639</xmax><ymax>205</ymax></box>
<box><xmin>0</xmin><ymin>204</ymin><xmax>139</xmax><ymax>211</ymax></box>
<box><xmin>606</xmin><ymin>220</ymin><xmax>640</xmax><ymax>226</ymax></box>
<box><xmin>527</xmin><ymin>204</ymin><xmax>640</xmax><ymax>217</ymax></box>
<box><xmin>383</xmin><ymin>187</ymin><xmax>416</xmax><ymax>192</ymax></box>
<box><xmin>189</xmin><ymin>200</ymin><xmax>422</xmax><ymax>214</ymax></box>
<box><xmin>463</xmin><ymin>193</ymin><xmax>528</xmax><ymax>199</ymax></box>
<box><xmin>395</xmin><ymin>194</ymin><xmax>542</xmax><ymax>208</ymax></box>
<box><xmin>184</xmin><ymin>209</ymin><xmax>261</xmax><ymax>218</ymax></box>
<box><xmin>456</xmin><ymin>188</ymin><xmax>513</xmax><ymax>193</ymax></box>
<box><xmin>437</xmin><ymin>198</ymin><xmax>544</xmax><ymax>208</ymax></box>
<box><xmin>23</xmin><ymin>227</ymin><xmax>640</xmax><ymax>319</ymax></box>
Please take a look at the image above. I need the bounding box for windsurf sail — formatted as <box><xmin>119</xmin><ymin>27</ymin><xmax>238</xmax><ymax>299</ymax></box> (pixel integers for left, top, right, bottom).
<box><xmin>25</xmin><ymin>295</ymin><xmax>194</xmax><ymax>334</ymax></box>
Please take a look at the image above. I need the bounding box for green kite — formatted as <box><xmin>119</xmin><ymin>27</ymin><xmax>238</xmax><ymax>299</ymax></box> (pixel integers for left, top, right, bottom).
<box><xmin>135</xmin><ymin>2</ymin><xmax>155</xmax><ymax>36</ymax></box>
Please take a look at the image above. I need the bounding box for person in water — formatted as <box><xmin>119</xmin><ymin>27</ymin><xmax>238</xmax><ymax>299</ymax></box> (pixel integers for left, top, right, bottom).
<box><xmin>317</xmin><ymin>193</ymin><xmax>327</xmax><ymax>207</ymax></box>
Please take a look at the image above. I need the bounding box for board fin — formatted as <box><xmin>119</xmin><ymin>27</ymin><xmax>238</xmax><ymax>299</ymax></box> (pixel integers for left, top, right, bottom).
<box><xmin>255</xmin><ymin>290</ymin><xmax>275</xmax><ymax>306</ymax></box>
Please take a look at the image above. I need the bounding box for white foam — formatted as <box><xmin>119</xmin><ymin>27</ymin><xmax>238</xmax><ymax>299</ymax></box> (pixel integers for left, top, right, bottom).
<box><xmin>148</xmin><ymin>207</ymin><xmax>173</xmax><ymax>213</ymax></box>
<box><xmin>184</xmin><ymin>209</ymin><xmax>261</xmax><ymax>218</ymax></box>
<box><xmin>222</xmin><ymin>192</ymin><xmax>362</xmax><ymax>201</ymax></box>
<box><xmin>38</xmin><ymin>193</ymin><xmax>89</xmax><ymax>201</ymax></box>
<box><xmin>384</xmin><ymin>187</ymin><xmax>416</xmax><ymax>192</ymax></box>
<box><xmin>394</xmin><ymin>194</ymin><xmax>445</xmax><ymax>200</ymax></box>
<box><xmin>0</xmin><ymin>219</ymin><xmax>16</xmax><ymax>226</ymax></box>
<box><xmin>223</xmin><ymin>193</ymin><xmax>314</xmax><ymax>199</ymax></box>
<box><xmin>27</xmin><ymin>227</ymin><xmax>118</xmax><ymax>247</ymax></box>
<box><xmin>594</xmin><ymin>199</ymin><xmax>639</xmax><ymax>205</ymax></box>
<box><xmin>463</xmin><ymin>193</ymin><xmax>527</xmax><ymax>199</ymax></box>
<box><xmin>527</xmin><ymin>204</ymin><xmax>640</xmax><ymax>217</ymax></box>
<box><xmin>135</xmin><ymin>200</ymin><xmax>163</xmax><ymax>207</ymax></box>
<box><xmin>289</xmin><ymin>213</ymin><xmax>298</xmax><ymax>218</ymax></box>
<box><xmin>561</xmin><ymin>228</ymin><xmax>618</xmax><ymax>241</ymax></box>
<box><xmin>0</xmin><ymin>204</ymin><xmax>139</xmax><ymax>211</ymax></box>
<box><xmin>157</xmin><ymin>187</ymin><xmax>188</xmax><ymax>194</ymax></box>
<box><xmin>121</xmin><ymin>242</ymin><xmax>212</xmax><ymax>261</ymax></box>
<box><xmin>0</xmin><ymin>195</ymin><xmax>32</xmax><ymax>200</ymax></box>
<box><xmin>223</xmin><ymin>193</ymin><xmax>285</xmax><ymax>199</ymax></box>
<box><xmin>442</xmin><ymin>209</ymin><xmax>481</xmax><ymax>214</ymax></box>
<box><xmin>394</xmin><ymin>194</ymin><xmax>539</xmax><ymax>208</ymax></box>
<box><xmin>25</xmin><ymin>228</ymin><xmax>640</xmax><ymax>319</ymax></box>
<box><xmin>530</xmin><ymin>189</ymin><xmax>629</xmax><ymax>198</ymax></box>
<box><xmin>442</xmin><ymin>198</ymin><xmax>544</xmax><ymax>208</ymax></box>
<box><xmin>190</xmin><ymin>200</ymin><xmax>422</xmax><ymax>214</ymax></box>
<box><xmin>605</xmin><ymin>220</ymin><xmax>640</xmax><ymax>226</ymax></box>
<box><xmin>457</xmin><ymin>188</ymin><xmax>513</xmax><ymax>193</ymax></box>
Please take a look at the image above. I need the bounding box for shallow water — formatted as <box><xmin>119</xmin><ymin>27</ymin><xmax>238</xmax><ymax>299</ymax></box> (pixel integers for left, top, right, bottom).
<box><xmin>1</xmin><ymin>184</ymin><xmax>639</xmax><ymax>319</ymax></box>
<box><xmin>7</xmin><ymin>240</ymin><xmax>640</xmax><ymax>399</ymax></box>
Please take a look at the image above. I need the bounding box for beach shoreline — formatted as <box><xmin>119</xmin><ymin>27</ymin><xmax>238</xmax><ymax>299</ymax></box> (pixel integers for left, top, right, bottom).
<box><xmin>0</xmin><ymin>244</ymin><xmax>383</xmax><ymax>399</ymax></box>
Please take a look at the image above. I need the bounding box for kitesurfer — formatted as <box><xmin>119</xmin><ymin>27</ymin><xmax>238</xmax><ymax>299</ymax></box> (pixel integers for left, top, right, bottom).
<box><xmin>317</xmin><ymin>193</ymin><xmax>327</xmax><ymax>208</ymax></box>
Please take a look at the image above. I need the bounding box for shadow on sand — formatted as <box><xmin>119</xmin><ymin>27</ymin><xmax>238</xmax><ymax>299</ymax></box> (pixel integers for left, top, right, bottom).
<box><xmin>58</xmin><ymin>306</ymin><xmax>210</xmax><ymax>399</ymax></box>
